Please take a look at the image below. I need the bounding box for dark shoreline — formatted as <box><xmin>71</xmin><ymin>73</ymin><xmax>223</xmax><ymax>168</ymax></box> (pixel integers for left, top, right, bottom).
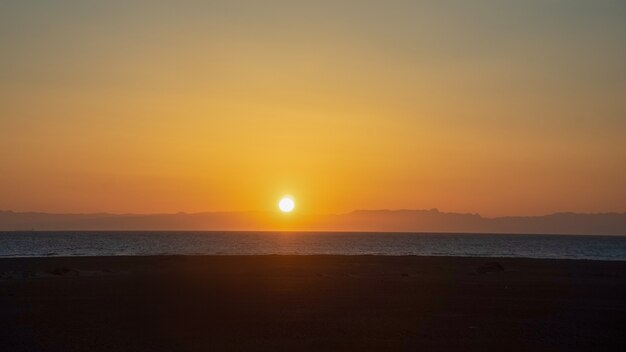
<box><xmin>2</xmin><ymin>255</ymin><xmax>626</xmax><ymax>351</ymax></box>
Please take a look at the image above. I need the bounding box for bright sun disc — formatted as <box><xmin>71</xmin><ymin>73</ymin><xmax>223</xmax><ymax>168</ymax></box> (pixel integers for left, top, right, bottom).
<box><xmin>278</xmin><ymin>197</ymin><xmax>295</xmax><ymax>213</ymax></box>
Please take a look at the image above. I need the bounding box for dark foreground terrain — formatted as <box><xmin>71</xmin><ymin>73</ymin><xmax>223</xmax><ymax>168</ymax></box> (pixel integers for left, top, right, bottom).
<box><xmin>1</xmin><ymin>255</ymin><xmax>625</xmax><ymax>351</ymax></box>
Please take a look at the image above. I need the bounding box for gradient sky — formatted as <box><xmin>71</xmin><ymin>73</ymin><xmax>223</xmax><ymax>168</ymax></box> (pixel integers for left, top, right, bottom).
<box><xmin>1</xmin><ymin>1</ymin><xmax>625</xmax><ymax>217</ymax></box>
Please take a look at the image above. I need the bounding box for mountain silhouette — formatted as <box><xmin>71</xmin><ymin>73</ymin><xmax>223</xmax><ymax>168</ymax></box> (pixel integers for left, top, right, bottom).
<box><xmin>1</xmin><ymin>209</ymin><xmax>624</xmax><ymax>235</ymax></box>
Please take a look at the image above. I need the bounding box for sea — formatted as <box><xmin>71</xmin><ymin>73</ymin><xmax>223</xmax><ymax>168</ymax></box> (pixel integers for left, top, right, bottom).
<box><xmin>1</xmin><ymin>231</ymin><xmax>625</xmax><ymax>260</ymax></box>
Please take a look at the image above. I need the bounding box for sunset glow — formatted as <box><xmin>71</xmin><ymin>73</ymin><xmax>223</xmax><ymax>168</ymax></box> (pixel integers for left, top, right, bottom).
<box><xmin>1</xmin><ymin>3</ymin><xmax>625</xmax><ymax>351</ymax></box>
<box><xmin>0</xmin><ymin>1</ymin><xmax>624</xmax><ymax>218</ymax></box>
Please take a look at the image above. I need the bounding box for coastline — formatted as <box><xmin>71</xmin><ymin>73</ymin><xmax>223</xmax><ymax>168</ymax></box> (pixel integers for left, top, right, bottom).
<box><xmin>2</xmin><ymin>255</ymin><xmax>625</xmax><ymax>351</ymax></box>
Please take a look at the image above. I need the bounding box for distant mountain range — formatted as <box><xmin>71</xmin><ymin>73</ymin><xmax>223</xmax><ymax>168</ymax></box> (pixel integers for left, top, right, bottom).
<box><xmin>1</xmin><ymin>209</ymin><xmax>624</xmax><ymax>235</ymax></box>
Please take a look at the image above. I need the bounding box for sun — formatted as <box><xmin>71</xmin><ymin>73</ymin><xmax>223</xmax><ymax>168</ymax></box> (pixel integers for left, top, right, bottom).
<box><xmin>278</xmin><ymin>196</ymin><xmax>295</xmax><ymax>213</ymax></box>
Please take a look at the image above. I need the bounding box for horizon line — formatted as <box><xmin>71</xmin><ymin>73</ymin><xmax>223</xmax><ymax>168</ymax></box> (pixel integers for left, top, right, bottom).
<box><xmin>2</xmin><ymin>208</ymin><xmax>625</xmax><ymax>220</ymax></box>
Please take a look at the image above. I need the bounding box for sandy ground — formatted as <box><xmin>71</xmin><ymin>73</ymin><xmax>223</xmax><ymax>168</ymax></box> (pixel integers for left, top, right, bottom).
<box><xmin>1</xmin><ymin>255</ymin><xmax>625</xmax><ymax>351</ymax></box>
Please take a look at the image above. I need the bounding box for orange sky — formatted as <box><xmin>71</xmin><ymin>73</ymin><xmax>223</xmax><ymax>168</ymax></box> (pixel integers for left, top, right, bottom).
<box><xmin>1</xmin><ymin>1</ymin><xmax>625</xmax><ymax>217</ymax></box>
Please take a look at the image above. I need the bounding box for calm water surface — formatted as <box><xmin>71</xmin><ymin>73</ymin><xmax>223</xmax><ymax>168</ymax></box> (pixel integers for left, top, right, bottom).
<box><xmin>1</xmin><ymin>232</ymin><xmax>626</xmax><ymax>260</ymax></box>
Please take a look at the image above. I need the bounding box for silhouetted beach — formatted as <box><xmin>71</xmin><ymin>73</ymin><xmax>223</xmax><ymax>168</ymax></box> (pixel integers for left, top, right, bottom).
<box><xmin>1</xmin><ymin>255</ymin><xmax>625</xmax><ymax>351</ymax></box>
